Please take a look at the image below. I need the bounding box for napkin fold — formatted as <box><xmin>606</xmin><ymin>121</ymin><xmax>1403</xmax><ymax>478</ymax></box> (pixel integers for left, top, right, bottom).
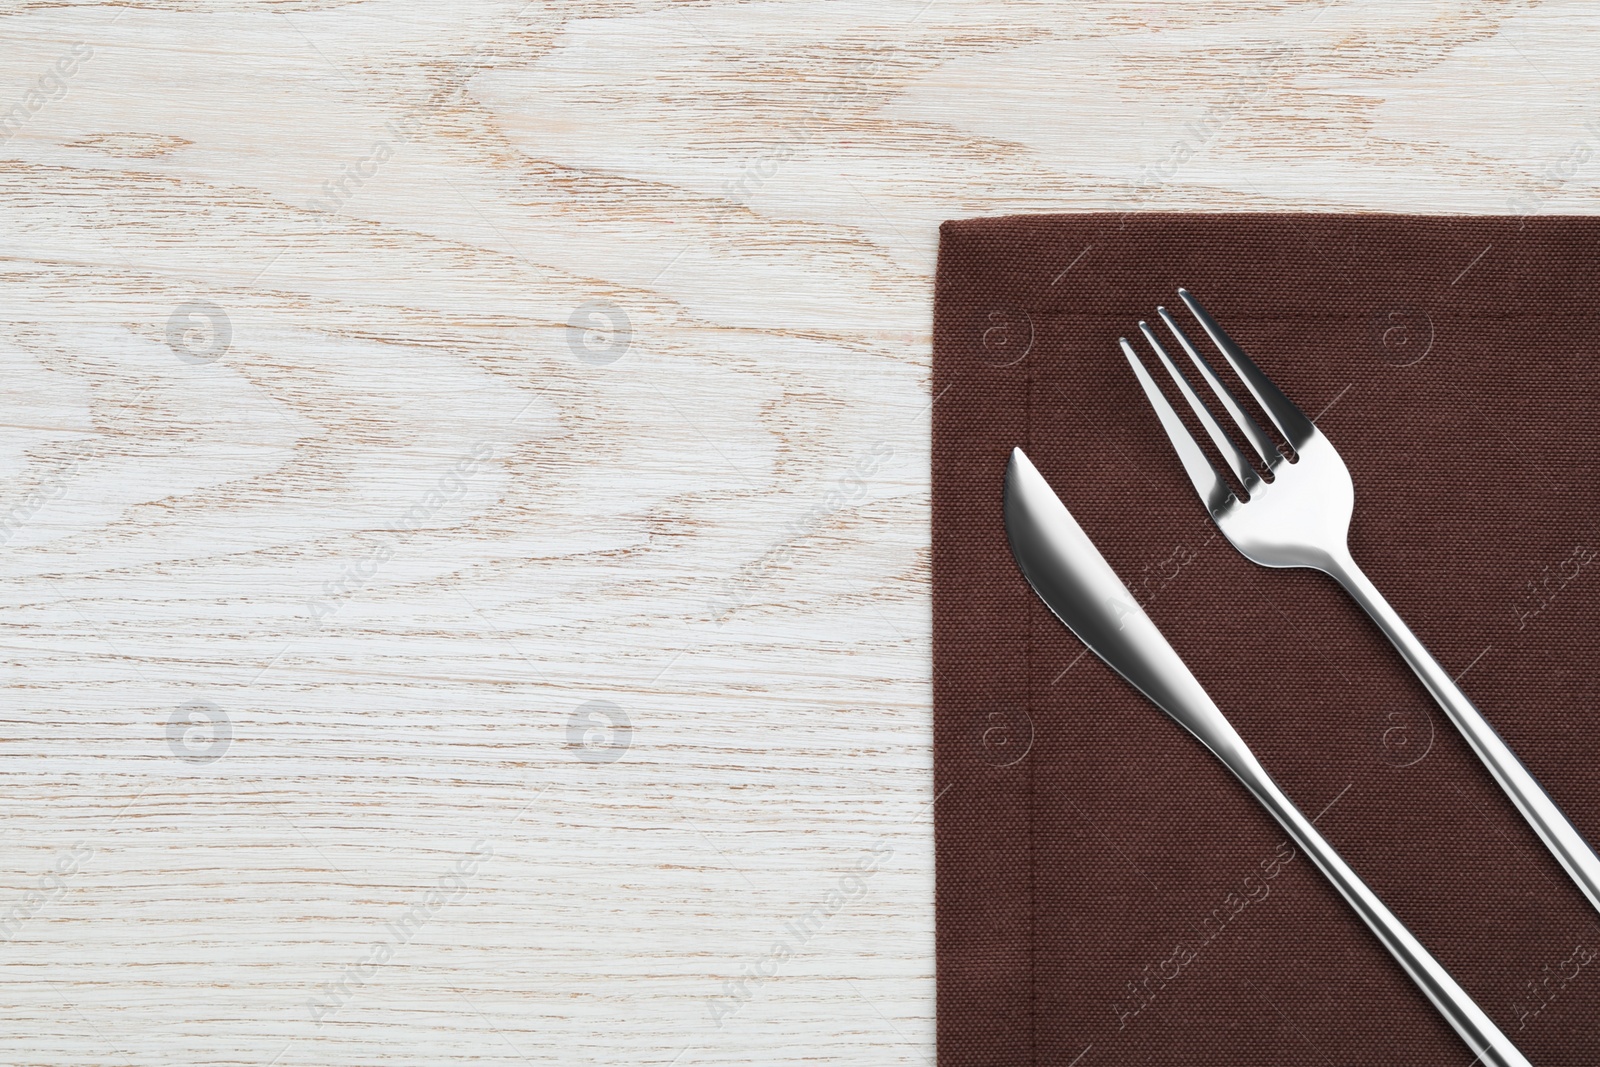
<box><xmin>932</xmin><ymin>213</ymin><xmax>1600</xmax><ymax>1066</ymax></box>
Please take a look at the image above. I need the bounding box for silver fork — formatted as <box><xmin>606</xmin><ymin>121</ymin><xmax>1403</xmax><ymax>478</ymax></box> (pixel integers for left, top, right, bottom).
<box><xmin>1121</xmin><ymin>288</ymin><xmax>1600</xmax><ymax>918</ymax></box>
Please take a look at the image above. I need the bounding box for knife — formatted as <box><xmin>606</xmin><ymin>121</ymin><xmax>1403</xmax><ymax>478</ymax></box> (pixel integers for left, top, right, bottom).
<box><xmin>1004</xmin><ymin>447</ymin><xmax>1531</xmax><ymax>1067</ymax></box>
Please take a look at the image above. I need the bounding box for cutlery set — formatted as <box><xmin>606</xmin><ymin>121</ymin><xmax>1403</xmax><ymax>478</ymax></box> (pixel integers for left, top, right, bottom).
<box><xmin>1004</xmin><ymin>290</ymin><xmax>1593</xmax><ymax>1067</ymax></box>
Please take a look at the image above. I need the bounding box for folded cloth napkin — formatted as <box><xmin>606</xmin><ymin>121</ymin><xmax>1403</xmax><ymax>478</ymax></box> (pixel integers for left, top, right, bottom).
<box><xmin>932</xmin><ymin>213</ymin><xmax>1600</xmax><ymax>1066</ymax></box>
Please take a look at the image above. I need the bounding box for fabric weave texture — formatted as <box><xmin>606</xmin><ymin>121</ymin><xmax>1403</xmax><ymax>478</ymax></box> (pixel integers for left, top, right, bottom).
<box><xmin>932</xmin><ymin>213</ymin><xmax>1600</xmax><ymax>1066</ymax></box>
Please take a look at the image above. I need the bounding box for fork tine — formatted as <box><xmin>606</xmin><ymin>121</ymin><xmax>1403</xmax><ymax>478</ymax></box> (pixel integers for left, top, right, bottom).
<box><xmin>1156</xmin><ymin>306</ymin><xmax>1281</xmax><ymax>471</ymax></box>
<box><xmin>1136</xmin><ymin>321</ymin><xmax>1262</xmax><ymax>491</ymax></box>
<box><xmin>1119</xmin><ymin>337</ymin><xmax>1235</xmax><ymax>514</ymax></box>
<box><xmin>1177</xmin><ymin>288</ymin><xmax>1316</xmax><ymax>447</ymax></box>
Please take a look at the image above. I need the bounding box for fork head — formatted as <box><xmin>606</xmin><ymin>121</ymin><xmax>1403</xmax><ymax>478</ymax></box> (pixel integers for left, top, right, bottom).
<box><xmin>1120</xmin><ymin>289</ymin><xmax>1355</xmax><ymax>572</ymax></box>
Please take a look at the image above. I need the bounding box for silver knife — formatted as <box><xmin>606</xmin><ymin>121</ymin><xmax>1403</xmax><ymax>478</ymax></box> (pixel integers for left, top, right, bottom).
<box><xmin>1004</xmin><ymin>447</ymin><xmax>1531</xmax><ymax>1067</ymax></box>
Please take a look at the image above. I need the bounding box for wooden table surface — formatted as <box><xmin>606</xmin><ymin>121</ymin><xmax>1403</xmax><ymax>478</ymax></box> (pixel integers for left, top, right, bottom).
<box><xmin>2</xmin><ymin>2</ymin><xmax>1594</xmax><ymax>1064</ymax></box>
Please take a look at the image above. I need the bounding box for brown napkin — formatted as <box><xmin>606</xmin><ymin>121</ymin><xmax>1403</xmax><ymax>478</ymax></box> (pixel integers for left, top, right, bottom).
<box><xmin>932</xmin><ymin>213</ymin><xmax>1600</xmax><ymax>1066</ymax></box>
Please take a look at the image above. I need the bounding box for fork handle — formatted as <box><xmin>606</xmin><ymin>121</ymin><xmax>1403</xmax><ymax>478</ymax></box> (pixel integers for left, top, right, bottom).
<box><xmin>1327</xmin><ymin>550</ymin><xmax>1600</xmax><ymax>917</ymax></box>
<box><xmin>1213</xmin><ymin>739</ymin><xmax>1531</xmax><ymax>1066</ymax></box>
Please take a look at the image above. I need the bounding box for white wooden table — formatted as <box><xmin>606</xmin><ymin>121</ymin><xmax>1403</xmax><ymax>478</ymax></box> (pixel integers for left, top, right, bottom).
<box><xmin>2</xmin><ymin>2</ymin><xmax>1594</xmax><ymax>1063</ymax></box>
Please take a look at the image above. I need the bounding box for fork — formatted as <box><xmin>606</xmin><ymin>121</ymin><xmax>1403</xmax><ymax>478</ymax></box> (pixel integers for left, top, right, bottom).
<box><xmin>1120</xmin><ymin>288</ymin><xmax>1600</xmax><ymax>918</ymax></box>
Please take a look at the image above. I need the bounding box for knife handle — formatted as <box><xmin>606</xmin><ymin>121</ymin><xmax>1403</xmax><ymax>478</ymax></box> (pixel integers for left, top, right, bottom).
<box><xmin>1209</xmin><ymin>733</ymin><xmax>1532</xmax><ymax>1067</ymax></box>
<box><xmin>1327</xmin><ymin>549</ymin><xmax>1600</xmax><ymax>918</ymax></box>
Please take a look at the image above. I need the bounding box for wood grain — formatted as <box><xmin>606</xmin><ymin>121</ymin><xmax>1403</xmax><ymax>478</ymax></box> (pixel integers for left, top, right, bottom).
<box><xmin>1</xmin><ymin>1</ymin><xmax>1595</xmax><ymax>1063</ymax></box>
